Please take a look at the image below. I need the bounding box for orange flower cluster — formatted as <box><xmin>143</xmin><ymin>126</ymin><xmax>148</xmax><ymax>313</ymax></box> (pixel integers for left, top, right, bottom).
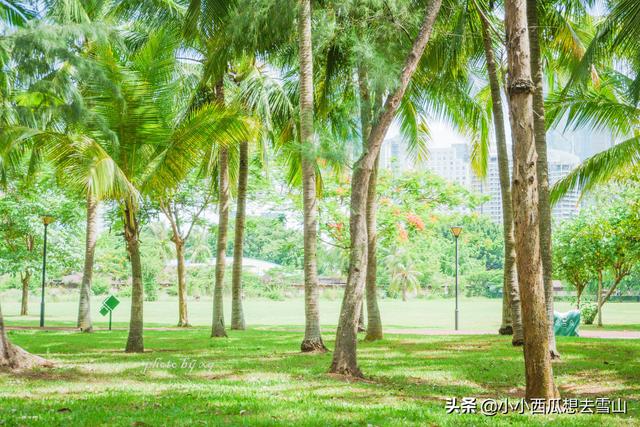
<box><xmin>406</xmin><ymin>213</ymin><xmax>425</xmax><ymax>231</ymax></box>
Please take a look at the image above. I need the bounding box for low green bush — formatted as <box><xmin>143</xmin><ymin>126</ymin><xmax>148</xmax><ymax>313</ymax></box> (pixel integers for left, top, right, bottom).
<box><xmin>581</xmin><ymin>303</ymin><xmax>598</xmax><ymax>325</ymax></box>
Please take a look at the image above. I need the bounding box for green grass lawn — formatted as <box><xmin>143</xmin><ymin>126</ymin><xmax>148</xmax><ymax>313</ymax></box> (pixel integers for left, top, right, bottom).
<box><xmin>4</xmin><ymin>296</ymin><xmax>640</xmax><ymax>330</ymax></box>
<box><xmin>1</xmin><ymin>328</ymin><xmax>638</xmax><ymax>426</ymax></box>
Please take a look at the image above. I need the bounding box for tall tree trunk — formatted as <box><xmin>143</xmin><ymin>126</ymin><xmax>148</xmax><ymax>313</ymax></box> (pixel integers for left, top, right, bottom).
<box><xmin>20</xmin><ymin>271</ymin><xmax>30</xmax><ymax>316</ymax></box>
<box><xmin>0</xmin><ymin>301</ymin><xmax>51</xmax><ymax>369</ymax></box>
<box><xmin>504</xmin><ymin>0</ymin><xmax>557</xmax><ymax>400</ymax></box>
<box><xmin>231</xmin><ymin>141</ymin><xmax>248</xmax><ymax>330</ymax></box>
<box><xmin>211</xmin><ymin>80</ymin><xmax>229</xmax><ymax>338</ymax></box>
<box><xmin>365</xmin><ymin>157</ymin><xmax>383</xmax><ymax>341</ymax></box>
<box><xmin>576</xmin><ymin>288</ymin><xmax>581</xmax><ymax>309</ymax></box>
<box><xmin>330</xmin><ymin>0</ymin><xmax>442</xmax><ymax>377</ymax></box>
<box><xmin>597</xmin><ymin>271</ymin><xmax>603</xmax><ymax>327</ymax></box>
<box><xmin>478</xmin><ymin>12</ymin><xmax>523</xmax><ymax>344</ymax></box>
<box><xmin>124</xmin><ymin>201</ymin><xmax>144</xmax><ymax>353</ymax></box>
<box><xmin>358</xmin><ymin>66</ymin><xmax>383</xmax><ymax>342</ymax></box>
<box><xmin>527</xmin><ymin>0</ymin><xmax>559</xmax><ymax>360</ymax></box>
<box><xmin>299</xmin><ymin>0</ymin><xmax>326</xmax><ymax>352</ymax></box>
<box><xmin>212</xmin><ymin>146</ymin><xmax>230</xmax><ymax>338</ymax></box>
<box><xmin>175</xmin><ymin>240</ymin><xmax>189</xmax><ymax>327</ymax></box>
<box><xmin>78</xmin><ymin>195</ymin><xmax>97</xmax><ymax>332</ymax></box>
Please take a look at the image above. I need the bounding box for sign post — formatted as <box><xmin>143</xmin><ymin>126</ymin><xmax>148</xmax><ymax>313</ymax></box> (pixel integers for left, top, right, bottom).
<box><xmin>99</xmin><ymin>295</ymin><xmax>120</xmax><ymax>331</ymax></box>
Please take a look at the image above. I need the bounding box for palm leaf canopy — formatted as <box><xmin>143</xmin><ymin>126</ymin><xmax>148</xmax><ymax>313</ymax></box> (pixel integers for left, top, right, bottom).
<box><xmin>43</xmin><ymin>28</ymin><xmax>253</xmax><ymax>204</ymax></box>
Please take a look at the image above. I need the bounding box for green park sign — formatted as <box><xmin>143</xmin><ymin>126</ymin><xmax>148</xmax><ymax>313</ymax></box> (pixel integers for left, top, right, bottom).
<box><xmin>99</xmin><ymin>295</ymin><xmax>120</xmax><ymax>330</ymax></box>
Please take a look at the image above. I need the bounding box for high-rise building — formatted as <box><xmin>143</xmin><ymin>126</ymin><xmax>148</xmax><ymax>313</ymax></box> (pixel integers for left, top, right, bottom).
<box><xmin>471</xmin><ymin>148</ymin><xmax>581</xmax><ymax>223</ymax></box>
<box><xmin>424</xmin><ymin>143</ymin><xmax>471</xmax><ymax>187</ymax></box>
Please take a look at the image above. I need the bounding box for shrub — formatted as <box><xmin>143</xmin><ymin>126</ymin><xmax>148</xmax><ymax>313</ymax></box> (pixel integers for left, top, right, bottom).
<box><xmin>91</xmin><ymin>275</ymin><xmax>110</xmax><ymax>295</ymax></box>
<box><xmin>581</xmin><ymin>303</ymin><xmax>598</xmax><ymax>325</ymax></box>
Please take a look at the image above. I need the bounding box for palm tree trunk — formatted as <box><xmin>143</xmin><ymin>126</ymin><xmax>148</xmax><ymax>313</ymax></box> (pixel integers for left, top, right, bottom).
<box><xmin>330</xmin><ymin>0</ymin><xmax>442</xmax><ymax>377</ymax></box>
<box><xmin>299</xmin><ymin>0</ymin><xmax>326</xmax><ymax>353</ymax></box>
<box><xmin>231</xmin><ymin>141</ymin><xmax>248</xmax><ymax>330</ymax></box>
<box><xmin>365</xmin><ymin>157</ymin><xmax>383</xmax><ymax>341</ymax></box>
<box><xmin>124</xmin><ymin>201</ymin><xmax>144</xmax><ymax>353</ymax></box>
<box><xmin>20</xmin><ymin>271</ymin><xmax>30</xmax><ymax>316</ymax></box>
<box><xmin>78</xmin><ymin>194</ymin><xmax>97</xmax><ymax>332</ymax></box>
<box><xmin>212</xmin><ymin>145</ymin><xmax>230</xmax><ymax>338</ymax></box>
<box><xmin>478</xmin><ymin>12</ymin><xmax>523</xmax><ymax>344</ymax></box>
<box><xmin>358</xmin><ymin>65</ymin><xmax>383</xmax><ymax>342</ymax></box>
<box><xmin>597</xmin><ymin>271</ymin><xmax>603</xmax><ymax>327</ymax></box>
<box><xmin>527</xmin><ymin>0</ymin><xmax>559</xmax><ymax>360</ymax></box>
<box><xmin>176</xmin><ymin>240</ymin><xmax>189</xmax><ymax>327</ymax></box>
<box><xmin>504</xmin><ymin>0</ymin><xmax>557</xmax><ymax>400</ymax></box>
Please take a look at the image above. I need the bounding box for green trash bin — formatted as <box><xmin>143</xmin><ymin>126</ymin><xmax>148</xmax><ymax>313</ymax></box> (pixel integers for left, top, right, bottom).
<box><xmin>554</xmin><ymin>310</ymin><xmax>581</xmax><ymax>336</ymax></box>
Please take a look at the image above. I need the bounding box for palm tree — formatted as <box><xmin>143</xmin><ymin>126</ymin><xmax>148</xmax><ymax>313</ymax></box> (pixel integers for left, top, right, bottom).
<box><xmin>503</xmin><ymin>0</ymin><xmax>557</xmax><ymax>400</ymax></box>
<box><xmin>47</xmin><ymin>29</ymin><xmax>250</xmax><ymax>352</ymax></box>
<box><xmin>297</xmin><ymin>0</ymin><xmax>326</xmax><ymax>352</ymax></box>
<box><xmin>549</xmin><ymin>0</ymin><xmax>640</xmax><ymax>202</ymax></box>
<box><xmin>0</xmin><ymin>0</ymin><xmax>52</xmax><ymax>370</ymax></box>
<box><xmin>387</xmin><ymin>252</ymin><xmax>420</xmax><ymax>302</ymax></box>
<box><xmin>469</xmin><ymin>0</ymin><xmax>524</xmax><ymax>345</ymax></box>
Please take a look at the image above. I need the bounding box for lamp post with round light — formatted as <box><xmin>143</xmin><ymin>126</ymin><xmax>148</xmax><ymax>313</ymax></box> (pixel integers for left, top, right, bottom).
<box><xmin>450</xmin><ymin>226</ymin><xmax>463</xmax><ymax>330</ymax></box>
<box><xmin>40</xmin><ymin>215</ymin><xmax>55</xmax><ymax>328</ymax></box>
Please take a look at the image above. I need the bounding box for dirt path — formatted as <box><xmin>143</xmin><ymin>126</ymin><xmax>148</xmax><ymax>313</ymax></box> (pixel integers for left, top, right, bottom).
<box><xmin>385</xmin><ymin>328</ymin><xmax>640</xmax><ymax>339</ymax></box>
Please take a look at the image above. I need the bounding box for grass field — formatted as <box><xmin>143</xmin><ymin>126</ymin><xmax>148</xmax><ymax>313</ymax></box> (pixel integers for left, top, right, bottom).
<box><xmin>2</xmin><ymin>297</ymin><xmax>639</xmax><ymax>425</ymax></box>
<box><xmin>0</xmin><ymin>328</ymin><xmax>638</xmax><ymax>426</ymax></box>
<box><xmin>4</xmin><ymin>296</ymin><xmax>640</xmax><ymax>330</ymax></box>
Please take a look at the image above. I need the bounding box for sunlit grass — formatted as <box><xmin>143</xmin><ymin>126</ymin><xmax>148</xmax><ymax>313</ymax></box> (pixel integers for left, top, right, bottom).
<box><xmin>0</xmin><ymin>328</ymin><xmax>638</xmax><ymax>426</ymax></box>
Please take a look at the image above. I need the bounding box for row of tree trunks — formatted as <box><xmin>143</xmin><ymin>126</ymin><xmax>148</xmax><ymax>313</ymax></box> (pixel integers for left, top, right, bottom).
<box><xmin>527</xmin><ymin>0</ymin><xmax>559</xmax><ymax>359</ymax></box>
<box><xmin>503</xmin><ymin>0</ymin><xmax>557</xmax><ymax>400</ymax></box>
<box><xmin>477</xmin><ymin>10</ymin><xmax>523</xmax><ymax>345</ymax></box>
<box><xmin>357</xmin><ymin>65</ymin><xmax>383</xmax><ymax>342</ymax></box>
<box><xmin>231</xmin><ymin>140</ymin><xmax>249</xmax><ymax>330</ymax></box>
<box><xmin>298</xmin><ymin>0</ymin><xmax>327</xmax><ymax>353</ymax></box>
<box><xmin>77</xmin><ymin>194</ymin><xmax>97</xmax><ymax>332</ymax></box>
<box><xmin>124</xmin><ymin>199</ymin><xmax>145</xmax><ymax>353</ymax></box>
<box><xmin>330</xmin><ymin>0</ymin><xmax>443</xmax><ymax>377</ymax></box>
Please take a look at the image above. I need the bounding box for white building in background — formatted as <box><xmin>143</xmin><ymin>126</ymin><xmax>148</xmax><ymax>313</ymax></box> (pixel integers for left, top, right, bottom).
<box><xmin>470</xmin><ymin>148</ymin><xmax>581</xmax><ymax>223</ymax></box>
<box><xmin>378</xmin><ymin>133</ymin><xmax>583</xmax><ymax>223</ymax></box>
<box><xmin>424</xmin><ymin>143</ymin><xmax>471</xmax><ymax>187</ymax></box>
<box><xmin>378</xmin><ymin>136</ymin><xmax>413</xmax><ymax>171</ymax></box>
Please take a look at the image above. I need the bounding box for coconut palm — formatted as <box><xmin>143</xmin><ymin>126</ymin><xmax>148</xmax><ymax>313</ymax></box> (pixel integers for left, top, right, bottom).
<box><xmin>46</xmin><ymin>29</ymin><xmax>250</xmax><ymax>352</ymax></box>
<box><xmin>549</xmin><ymin>0</ymin><xmax>640</xmax><ymax>202</ymax></box>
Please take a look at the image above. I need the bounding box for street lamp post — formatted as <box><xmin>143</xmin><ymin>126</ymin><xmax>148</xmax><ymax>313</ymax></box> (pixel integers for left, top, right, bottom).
<box><xmin>40</xmin><ymin>215</ymin><xmax>55</xmax><ymax>328</ymax></box>
<box><xmin>450</xmin><ymin>226</ymin><xmax>463</xmax><ymax>331</ymax></box>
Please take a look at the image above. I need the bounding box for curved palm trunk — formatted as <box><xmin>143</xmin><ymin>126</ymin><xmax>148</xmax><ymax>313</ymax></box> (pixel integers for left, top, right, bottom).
<box><xmin>231</xmin><ymin>141</ymin><xmax>248</xmax><ymax>330</ymax></box>
<box><xmin>0</xmin><ymin>301</ymin><xmax>51</xmax><ymax>369</ymax></box>
<box><xmin>78</xmin><ymin>195</ymin><xmax>97</xmax><ymax>332</ymax></box>
<box><xmin>504</xmin><ymin>0</ymin><xmax>557</xmax><ymax>399</ymax></box>
<box><xmin>212</xmin><ymin>146</ymin><xmax>230</xmax><ymax>338</ymax></box>
<box><xmin>124</xmin><ymin>201</ymin><xmax>144</xmax><ymax>353</ymax></box>
<box><xmin>479</xmin><ymin>12</ymin><xmax>523</xmax><ymax>344</ymax></box>
<box><xmin>330</xmin><ymin>0</ymin><xmax>442</xmax><ymax>377</ymax></box>
<box><xmin>299</xmin><ymin>0</ymin><xmax>326</xmax><ymax>353</ymax></box>
<box><xmin>175</xmin><ymin>240</ymin><xmax>189</xmax><ymax>327</ymax></box>
<box><xmin>527</xmin><ymin>0</ymin><xmax>559</xmax><ymax>359</ymax></box>
<box><xmin>20</xmin><ymin>271</ymin><xmax>30</xmax><ymax>316</ymax></box>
